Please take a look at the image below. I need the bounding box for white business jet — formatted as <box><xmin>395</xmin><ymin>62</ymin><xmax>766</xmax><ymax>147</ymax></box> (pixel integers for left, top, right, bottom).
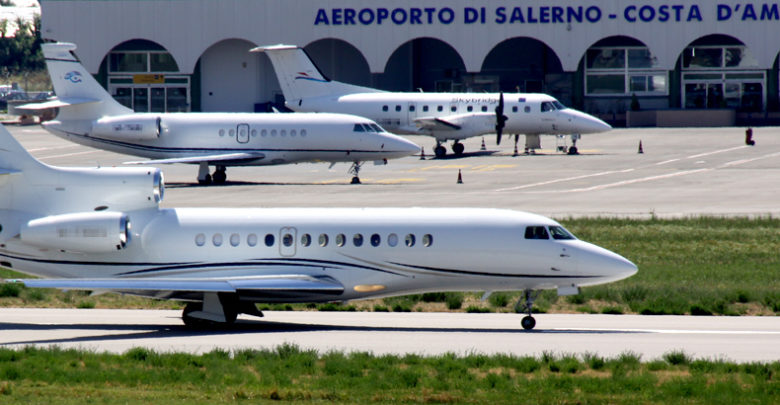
<box><xmin>0</xmin><ymin>125</ymin><xmax>636</xmax><ymax>330</ymax></box>
<box><xmin>21</xmin><ymin>43</ymin><xmax>419</xmax><ymax>184</ymax></box>
<box><xmin>254</xmin><ymin>45</ymin><xmax>612</xmax><ymax>158</ymax></box>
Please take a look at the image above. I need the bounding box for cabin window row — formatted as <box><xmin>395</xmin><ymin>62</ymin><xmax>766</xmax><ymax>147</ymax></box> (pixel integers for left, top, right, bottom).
<box><xmin>382</xmin><ymin>104</ymin><xmax>535</xmax><ymax>114</ymax></box>
<box><xmin>194</xmin><ymin>232</ymin><xmax>434</xmax><ymax>248</ymax></box>
<box><xmin>217</xmin><ymin>128</ymin><xmax>308</xmax><ymax>138</ymax></box>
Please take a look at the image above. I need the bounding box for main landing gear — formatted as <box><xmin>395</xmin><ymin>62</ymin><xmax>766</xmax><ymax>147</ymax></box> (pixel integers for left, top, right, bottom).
<box><xmin>197</xmin><ymin>163</ymin><xmax>227</xmax><ymax>185</ymax></box>
<box><xmin>181</xmin><ymin>292</ymin><xmax>264</xmax><ymax>328</ymax></box>
<box><xmin>349</xmin><ymin>161</ymin><xmax>363</xmax><ymax>184</ymax></box>
<box><xmin>515</xmin><ymin>289</ymin><xmax>540</xmax><ymax>330</ymax></box>
<box><xmin>433</xmin><ymin>141</ymin><xmax>464</xmax><ymax>158</ymax></box>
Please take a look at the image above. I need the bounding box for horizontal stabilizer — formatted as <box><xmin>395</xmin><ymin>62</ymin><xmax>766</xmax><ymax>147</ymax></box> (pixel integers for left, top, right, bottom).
<box><xmin>14</xmin><ymin>97</ymin><xmax>101</xmax><ymax>111</ymax></box>
<box><xmin>124</xmin><ymin>152</ymin><xmax>266</xmax><ymax>165</ymax></box>
<box><xmin>12</xmin><ymin>274</ymin><xmax>344</xmax><ymax>294</ymax></box>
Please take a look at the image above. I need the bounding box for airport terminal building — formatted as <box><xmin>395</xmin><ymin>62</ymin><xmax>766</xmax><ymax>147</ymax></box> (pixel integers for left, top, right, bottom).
<box><xmin>39</xmin><ymin>0</ymin><xmax>780</xmax><ymax>126</ymax></box>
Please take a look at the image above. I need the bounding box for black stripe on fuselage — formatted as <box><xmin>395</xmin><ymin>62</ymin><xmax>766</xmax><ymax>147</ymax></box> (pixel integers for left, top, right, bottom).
<box><xmin>57</xmin><ymin>130</ymin><xmax>406</xmax><ymax>157</ymax></box>
<box><xmin>389</xmin><ymin>262</ymin><xmax>601</xmax><ymax>279</ymax></box>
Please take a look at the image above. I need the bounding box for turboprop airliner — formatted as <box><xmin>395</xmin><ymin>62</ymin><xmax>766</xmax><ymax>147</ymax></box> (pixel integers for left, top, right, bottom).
<box><xmin>20</xmin><ymin>43</ymin><xmax>419</xmax><ymax>184</ymax></box>
<box><xmin>0</xmin><ymin>124</ymin><xmax>636</xmax><ymax>330</ymax></box>
<box><xmin>254</xmin><ymin>45</ymin><xmax>612</xmax><ymax>158</ymax></box>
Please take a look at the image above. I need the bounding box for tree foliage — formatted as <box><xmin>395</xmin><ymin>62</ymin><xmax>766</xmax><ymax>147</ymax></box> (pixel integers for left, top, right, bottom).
<box><xmin>0</xmin><ymin>14</ymin><xmax>44</xmax><ymax>77</ymax></box>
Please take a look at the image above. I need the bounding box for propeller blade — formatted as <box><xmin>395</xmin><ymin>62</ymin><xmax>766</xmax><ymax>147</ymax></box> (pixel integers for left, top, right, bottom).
<box><xmin>495</xmin><ymin>92</ymin><xmax>507</xmax><ymax>145</ymax></box>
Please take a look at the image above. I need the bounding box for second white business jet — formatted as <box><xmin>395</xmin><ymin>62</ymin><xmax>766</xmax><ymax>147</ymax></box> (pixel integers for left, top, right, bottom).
<box><xmin>254</xmin><ymin>45</ymin><xmax>612</xmax><ymax>158</ymax></box>
<box><xmin>0</xmin><ymin>124</ymin><xmax>636</xmax><ymax>330</ymax></box>
<box><xmin>21</xmin><ymin>43</ymin><xmax>419</xmax><ymax>184</ymax></box>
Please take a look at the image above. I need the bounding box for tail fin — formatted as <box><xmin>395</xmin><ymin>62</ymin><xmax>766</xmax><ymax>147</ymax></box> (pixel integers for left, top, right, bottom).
<box><xmin>0</xmin><ymin>123</ymin><xmax>47</xmax><ymax>175</ymax></box>
<box><xmin>43</xmin><ymin>42</ymin><xmax>132</xmax><ymax>120</ymax></box>
<box><xmin>252</xmin><ymin>44</ymin><xmax>381</xmax><ymax>104</ymax></box>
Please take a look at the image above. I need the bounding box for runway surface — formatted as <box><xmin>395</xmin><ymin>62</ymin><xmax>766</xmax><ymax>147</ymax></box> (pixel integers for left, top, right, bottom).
<box><xmin>8</xmin><ymin>125</ymin><xmax>780</xmax><ymax>217</ymax></box>
<box><xmin>0</xmin><ymin>309</ymin><xmax>777</xmax><ymax>362</ymax></box>
<box><xmin>3</xmin><ymin>125</ymin><xmax>779</xmax><ymax>362</ymax></box>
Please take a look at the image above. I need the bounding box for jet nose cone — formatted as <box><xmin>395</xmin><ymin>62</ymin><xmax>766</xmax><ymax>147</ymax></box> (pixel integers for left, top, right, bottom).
<box><xmin>577</xmin><ymin>242</ymin><xmax>637</xmax><ymax>284</ymax></box>
<box><xmin>570</xmin><ymin>111</ymin><xmax>612</xmax><ymax>133</ymax></box>
<box><xmin>384</xmin><ymin>133</ymin><xmax>421</xmax><ymax>157</ymax></box>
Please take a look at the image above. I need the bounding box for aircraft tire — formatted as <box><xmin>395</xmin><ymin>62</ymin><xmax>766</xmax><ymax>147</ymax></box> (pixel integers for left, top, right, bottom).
<box><xmin>521</xmin><ymin>315</ymin><xmax>536</xmax><ymax>330</ymax></box>
<box><xmin>434</xmin><ymin>145</ymin><xmax>446</xmax><ymax>158</ymax></box>
<box><xmin>213</xmin><ymin>170</ymin><xmax>227</xmax><ymax>184</ymax></box>
<box><xmin>452</xmin><ymin>142</ymin><xmax>465</xmax><ymax>155</ymax></box>
<box><xmin>198</xmin><ymin>174</ymin><xmax>212</xmax><ymax>185</ymax></box>
<box><xmin>567</xmin><ymin>146</ymin><xmax>579</xmax><ymax>155</ymax></box>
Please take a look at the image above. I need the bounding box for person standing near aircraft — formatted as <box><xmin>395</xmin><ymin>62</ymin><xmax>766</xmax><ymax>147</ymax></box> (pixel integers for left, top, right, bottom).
<box><xmin>254</xmin><ymin>44</ymin><xmax>612</xmax><ymax>158</ymax></box>
<box><xmin>19</xmin><ymin>42</ymin><xmax>420</xmax><ymax>184</ymax></box>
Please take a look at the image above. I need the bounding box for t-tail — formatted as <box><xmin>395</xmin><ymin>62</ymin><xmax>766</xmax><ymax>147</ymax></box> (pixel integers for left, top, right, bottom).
<box><xmin>0</xmin><ymin>124</ymin><xmax>163</xmax><ymax>247</ymax></box>
<box><xmin>32</xmin><ymin>42</ymin><xmax>132</xmax><ymax>121</ymax></box>
<box><xmin>252</xmin><ymin>44</ymin><xmax>382</xmax><ymax>107</ymax></box>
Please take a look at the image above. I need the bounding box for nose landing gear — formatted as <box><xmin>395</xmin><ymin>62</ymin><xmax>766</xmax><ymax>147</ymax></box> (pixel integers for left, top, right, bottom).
<box><xmin>515</xmin><ymin>289</ymin><xmax>540</xmax><ymax>330</ymax></box>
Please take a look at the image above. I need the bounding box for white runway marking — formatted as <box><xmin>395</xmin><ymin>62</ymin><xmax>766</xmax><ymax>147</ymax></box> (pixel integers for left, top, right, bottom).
<box><xmin>494</xmin><ymin>169</ymin><xmax>634</xmax><ymax>192</ymax></box>
<box><xmin>687</xmin><ymin>145</ymin><xmax>749</xmax><ymax>159</ymax></box>
<box><xmin>500</xmin><ymin>149</ymin><xmax>780</xmax><ymax>194</ymax></box>
<box><xmin>38</xmin><ymin>150</ymin><xmax>99</xmax><ymax>160</ymax></box>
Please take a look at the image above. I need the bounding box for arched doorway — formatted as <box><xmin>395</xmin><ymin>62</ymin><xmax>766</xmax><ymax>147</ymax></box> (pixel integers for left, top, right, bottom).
<box><xmin>199</xmin><ymin>38</ymin><xmax>262</xmax><ymax>112</ymax></box>
<box><xmin>378</xmin><ymin>38</ymin><xmax>466</xmax><ymax>92</ymax></box>
<box><xmin>679</xmin><ymin>34</ymin><xmax>763</xmax><ymax>112</ymax></box>
<box><xmin>102</xmin><ymin>39</ymin><xmax>189</xmax><ymax>113</ymax></box>
<box><xmin>481</xmin><ymin>37</ymin><xmax>563</xmax><ymax>92</ymax></box>
<box><xmin>304</xmin><ymin>38</ymin><xmax>371</xmax><ymax>87</ymax></box>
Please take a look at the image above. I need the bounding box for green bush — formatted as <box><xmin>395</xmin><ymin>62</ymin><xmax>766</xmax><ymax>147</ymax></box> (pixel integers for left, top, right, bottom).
<box><xmin>445</xmin><ymin>293</ymin><xmax>463</xmax><ymax>310</ymax></box>
<box><xmin>0</xmin><ymin>283</ymin><xmax>21</xmax><ymax>298</ymax></box>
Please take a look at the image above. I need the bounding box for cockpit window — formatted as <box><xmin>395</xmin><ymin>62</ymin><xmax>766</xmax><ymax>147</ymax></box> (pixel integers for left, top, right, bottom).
<box><xmin>370</xmin><ymin>123</ymin><xmax>384</xmax><ymax>133</ymax></box>
<box><xmin>524</xmin><ymin>226</ymin><xmax>549</xmax><ymax>240</ymax></box>
<box><xmin>361</xmin><ymin>123</ymin><xmax>374</xmax><ymax>132</ymax></box>
<box><xmin>353</xmin><ymin>124</ymin><xmax>365</xmax><ymax>132</ymax></box>
<box><xmin>552</xmin><ymin>100</ymin><xmax>566</xmax><ymax>110</ymax></box>
<box><xmin>541</xmin><ymin>102</ymin><xmax>554</xmax><ymax>112</ymax></box>
<box><xmin>549</xmin><ymin>226</ymin><xmax>575</xmax><ymax>240</ymax></box>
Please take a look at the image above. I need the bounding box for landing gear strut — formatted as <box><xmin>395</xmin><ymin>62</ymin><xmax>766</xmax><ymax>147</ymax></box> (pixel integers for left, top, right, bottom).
<box><xmin>349</xmin><ymin>161</ymin><xmax>363</xmax><ymax>184</ymax></box>
<box><xmin>515</xmin><ymin>289</ymin><xmax>540</xmax><ymax>330</ymax></box>
<box><xmin>567</xmin><ymin>134</ymin><xmax>581</xmax><ymax>155</ymax></box>
<box><xmin>197</xmin><ymin>162</ymin><xmax>212</xmax><ymax>185</ymax></box>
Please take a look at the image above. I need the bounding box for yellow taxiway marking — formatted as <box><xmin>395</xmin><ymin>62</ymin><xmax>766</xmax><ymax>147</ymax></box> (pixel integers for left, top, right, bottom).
<box><xmin>471</xmin><ymin>164</ymin><xmax>517</xmax><ymax>172</ymax></box>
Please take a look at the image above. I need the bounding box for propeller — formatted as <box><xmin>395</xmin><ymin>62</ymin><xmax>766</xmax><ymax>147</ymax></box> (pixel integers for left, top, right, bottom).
<box><xmin>495</xmin><ymin>92</ymin><xmax>508</xmax><ymax>145</ymax></box>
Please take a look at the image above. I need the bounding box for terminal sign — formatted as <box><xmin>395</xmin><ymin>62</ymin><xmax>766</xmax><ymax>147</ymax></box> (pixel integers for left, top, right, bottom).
<box><xmin>314</xmin><ymin>3</ymin><xmax>780</xmax><ymax>26</ymax></box>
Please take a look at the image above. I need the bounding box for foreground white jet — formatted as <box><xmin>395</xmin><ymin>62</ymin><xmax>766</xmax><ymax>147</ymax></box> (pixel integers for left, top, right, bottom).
<box><xmin>254</xmin><ymin>45</ymin><xmax>612</xmax><ymax>158</ymax></box>
<box><xmin>0</xmin><ymin>125</ymin><xmax>636</xmax><ymax>329</ymax></box>
<box><xmin>22</xmin><ymin>43</ymin><xmax>419</xmax><ymax>184</ymax></box>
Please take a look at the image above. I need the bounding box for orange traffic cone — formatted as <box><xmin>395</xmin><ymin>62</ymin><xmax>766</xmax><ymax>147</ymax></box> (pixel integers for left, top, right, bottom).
<box><xmin>457</xmin><ymin>169</ymin><xmax>463</xmax><ymax>184</ymax></box>
<box><xmin>480</xmin><ymin>137</ymin><xmax>486</xmax><ymax>151</ymax></box>
<box><xmin>638</xmin><ymin>140</ymin><xmax>644</xmax><ymax>154</ymax></box>
<box><xmin>420</xmin><ymin>147</ymin><xmax>426</xmax><ymax>160</ymax></box>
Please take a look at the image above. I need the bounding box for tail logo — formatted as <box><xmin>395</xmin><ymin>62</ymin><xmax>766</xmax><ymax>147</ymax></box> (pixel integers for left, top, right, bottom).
<box><xmin>295</xmin><ymin>72</ymin><xmax>327</xmax><ymax>83</ymax></box>
<box><xmin>64</xmin><ymin>71</ymin><xmax>83</xmax><ymax>83</ymax></box>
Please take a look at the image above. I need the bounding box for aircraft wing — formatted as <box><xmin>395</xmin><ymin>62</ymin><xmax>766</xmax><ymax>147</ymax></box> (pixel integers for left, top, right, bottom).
<box><xmin>124</xmin><ymin>152</ymin><xmax>265</xmax><ymax>165</ymax></box>
<box><xmin>12</xmin><ymin>274</ymin><xmax>344</xmax><ymax>295</ymax></box>
<box><xmin>14</xmin><ymin>97</ymin><xmax>101</xmax><ymax>110</ymax></box>
<box><xmin>413</xmin><ymin>112</ymin><xmax>495</xmax><ymax>132</ymax></box>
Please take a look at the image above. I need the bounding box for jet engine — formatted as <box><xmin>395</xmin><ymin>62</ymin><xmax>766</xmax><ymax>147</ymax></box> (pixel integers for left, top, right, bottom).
<box><xmin>91</xmin><ymin>116</ymin><xmax>161</xmax><ymax>141</ymax></box>
<box><xmin>20</xmin><ymin>212</ymin><xmax>131</xmax><ymax>253</ymax></box>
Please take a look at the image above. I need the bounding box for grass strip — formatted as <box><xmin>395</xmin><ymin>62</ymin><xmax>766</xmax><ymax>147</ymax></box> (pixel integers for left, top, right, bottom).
<box><xmin>0</xmin><ymin>345</ymin><xmax>777</xmax><ymax>404</ymax></box>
